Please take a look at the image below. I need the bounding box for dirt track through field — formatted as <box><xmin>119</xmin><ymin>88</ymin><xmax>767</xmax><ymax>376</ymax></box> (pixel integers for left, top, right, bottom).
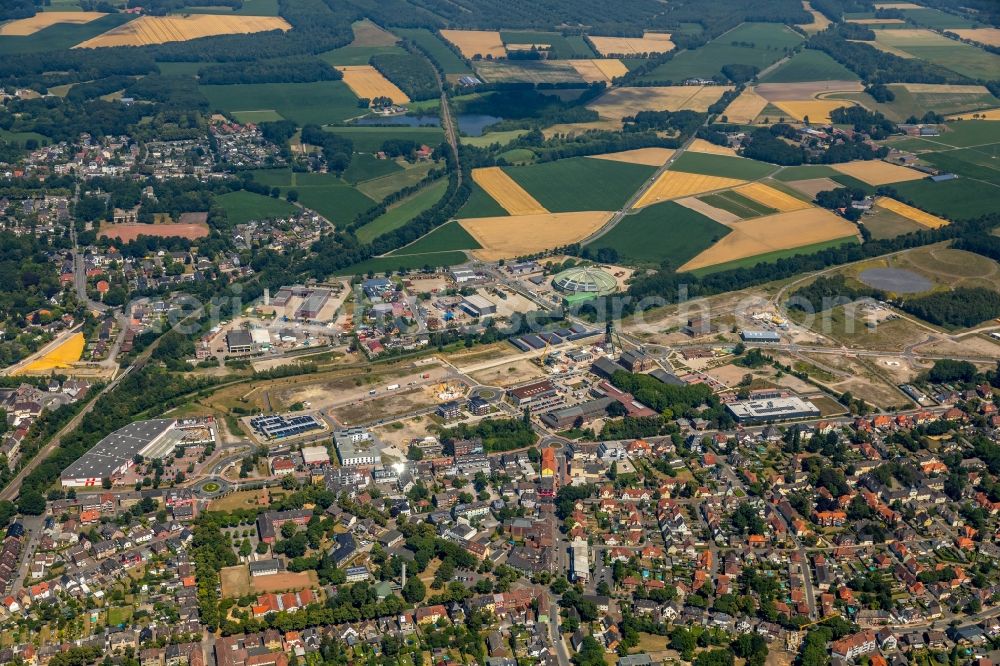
<box><xmin>471</xmin><ymin>167</ymin><xmax>548</xmax><ymax>215</ymax></box>
<box><xmin>75</xmin><ymin>14</ymin><xmax>289</xmax><ymax>47</ymax></box>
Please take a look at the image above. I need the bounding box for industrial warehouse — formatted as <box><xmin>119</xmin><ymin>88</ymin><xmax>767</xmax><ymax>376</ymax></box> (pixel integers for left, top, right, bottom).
<box><xmin>60</xmin><ymin>419</ymin><xmax>195</xmax><ymax>488</ymax></box>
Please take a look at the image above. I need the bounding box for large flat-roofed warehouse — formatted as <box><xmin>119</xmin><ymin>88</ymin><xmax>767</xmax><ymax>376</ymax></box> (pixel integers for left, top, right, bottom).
<box><xmin>61</xmin><ymin>419</ymin><xmax>179</xmax><ymax>488</ymax></box>
<box><xmin>727</xmin><ymin>396</ymin><xmax>820</xmax><ymax>424</ymax></box>
<box><xmin>460</xmin><ymin>294</ymin><xmax>496</xmax><ymax>318</ymax></box>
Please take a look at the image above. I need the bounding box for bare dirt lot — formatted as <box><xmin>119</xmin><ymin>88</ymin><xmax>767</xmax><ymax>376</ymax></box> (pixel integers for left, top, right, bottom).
<box><xmin>221</xmin><ymin>565</ymin><xmax>251</xmax><ymax>598</ymax></box>
<box><xmin>786</xmin><ymin>177</ymin><xmax>841</xmax><ymax>198</ymax></box>
<box><xmin>98</xmin><ymin>222</ymin><xmax>209</xmax><ymax>241</ymax></box>
<box><xmin>252</xmin><ymin>570</ymin><xmax>320</xmax><ymax>593</ymax></box>
<box><xmin>469</xmin><ymin>358</ymin><xmax>547</xmax><ymax>387</ymax></box>
<box><xmin>332</xmin><ymin>382</ymin><xmax>466</xmax><ymax>426</ymax></box>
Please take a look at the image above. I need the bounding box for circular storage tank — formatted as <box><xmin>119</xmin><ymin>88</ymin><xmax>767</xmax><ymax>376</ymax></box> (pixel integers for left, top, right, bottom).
<box><xmin>551</xmin><ymin>266</ymin><xmax>618</xmax><ymax>295</ymax></box>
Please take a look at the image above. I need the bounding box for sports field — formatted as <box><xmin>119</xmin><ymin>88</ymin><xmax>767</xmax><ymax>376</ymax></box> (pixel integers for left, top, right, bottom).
<box><xmin>336</xmin><ymin>65</ymin><xmax>409</xmax><ymax>104</ymax></box>
<box><xmin>678</xmin><ymin>208</ymin><xmax>859</xmax><ymax>272</ymax></box>
<box><xmin>0</xmin><ymin>11</ymin><xmax>105</xmax><ymax>36</ymax></box>
<box><xmin>587</xmin><ymin>86</ymin><xmax>732</xmax><ymax>122</ymax></box>
<box><xmin>585</xmin><ymin>201</ymin><xmax>730</xmax><ymax>266</ymax></box>
<box><xmin>721</xmin><ymin>89</ymin><xmax>768</xmax><ymax>124</ymax></box>
<box><xmin>634</xmin><ymin>172</ymin><xmax>747</xmax><ymax>208</ymax></box>
<box><xmin>500</xmin><ymin>157</ymin><xmax>655</xmax><ymax>212</ymax></box>
<box><xmin>873</xmin><ymin>29</ymin><xmax>1000</xmax><ymax>81</ymax></box>
<box><xmin>200</xmin><ymin>81</ymin><xmax>361</xmax><ymax>126</ymax></box>
<box><xmin>361</xmin><ymin>194</ymin><xmax>462</xmax><ymax>246</ymax></box>
<box><xmin>638</xmin><ymin>23</ymin><xmax>803</xmax><ymax>82</ymax></box>
<box><xmin>471</xmin><ymin>167</ymin><xmax>548</xmax><ymax>215</ymax></box>
<box><xmin>99</xmin><ymin>222</ymin><xmax>210</xmax><ymax>241</ymax></box>
<box><xmin>874</xmin><ymin>196</ymin><xmax>949</xmax><ymax>228</ymax></box>
<box><xmin>215</xmin><ymin>190</ymin><xmax>297</xmax><ymax>224</ymax></box>
<box><xmin>440</xmin><ymin>29</ymin><xmax>506</xmax><ymax>59</ymax></box>
<box><xmin>589</xmin><ymin>147</ymin><xmax>675</xmax><ymax>166</ymax></box>
<box><xmin>75</xmin><ymin>14</ymin><xmax>289</xmax><ymax>47</ymax></box>
<box><xmin>587</xmin><ymin>32</ymin><xmax>674</xmax><ymax>56</ymax></box>
<box><xmin>831</xmin><ymin>160</ymin><xmax>926</xmax><ymax>186</ymax></box>
<box><xmin>460</xmin><ymin>211</ymin><xmax>613</xmax><ymax>261</ymax></box>
<box><xmin>16</xmin><ymin>332</ymin><xmax>85</xmax><ymax>374</ymax></box>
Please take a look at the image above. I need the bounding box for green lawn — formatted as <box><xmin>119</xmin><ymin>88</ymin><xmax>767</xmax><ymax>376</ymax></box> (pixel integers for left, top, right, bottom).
<box><xmin>323</xmin><ymin>126</ymin><xmax>444</xmax><ymax>153</ymax></box>
<box><xmin>889</xmin><ymin>178</ymin><xmax>1000</xmax><ymax>221</ymax></box>
<box><xmin>502</xmin><ymin>157</ymin><xmax>655</xmax><ymax>212</ymax></box>
<box><xmin>357</xmin><ymin>179</ymin><xmax>449</xmax><ymax>243</ymax></box>
<box><xmin>232</xmin><ymin>110</ymin><xmax>284</xmax><ymax>123</ymax></box>
<box><xmin>336</xmin><ymin>250</ymin><xmax>470</xmax><ymax>275</ymax></box>
<box><xmin>874</xmin><ymin>29</ymin><xmax>1000</xmax><ymax>81</ymax></box>
<box><xmin>457</xmin><ymin>181</ymin><xmax>510</xmax><ymax>218</ymax></box>
<box><xmin>200</xmin><ymin>81</ymin><xmax>362</xmax><ymax>126</ymax></box>
<box><xmin>772</xmin><ymin>165</ymin><xmax>839</xmax><ymax>182</ymax></box>
<box><xmin>388</xmin><ymin>220</ymin><xmax>481</xmax><ymax>255</ymax></box>
<box><xmin>760</xmin><ymin>49</ymin><xmax>858</xmax><ymax>83</ymax></box>
<box><xmin>670</xmin><ymin>152</ymin><xmax>778</xmax><ymax>180</ymax></box>
<box><xmin>638</xmin><ymin>23</ymin><xmax>803</xmax><ymax>82</ymax></box>
<box><xmin>342</xmin><ymin>153</ymin><xmax>404</xmax><ymax>184</ymax></box>
<box><xmin>291</xmin><ymin>175</ymin><xmax>376</xmax><ymax>226</ymax></box>
<box><xmin>320</xmin><ymin>44</ymin><xmax>408</xmax><ymax>66</ymax></box>
<box><xmin>0</xmin><ymin>129</ymin><xmax>50</xmax><ymax>146</ymax></box>
<box><xmin>0</xmin><ymin>14</ymin><xmax>134</xmax><ymax>54</ymax></box>
<box><xmin>107</xmin><ymin>607</ymin><xmax>133</xmax><ymax>627</ymax></box>
<box><xmin>689</xmin><ymin>236</ymin><xmax>860</xmax><ymax>275</ymax></box>
<box><xmin>214</xmin><ymin>190</ymin><xmax>297</xmax><ymax>224</ymax></box>
<box><xmin>499</xmin><ymin>30</ymin><xmax>597</xmax><ymax>59</ymax></box>
<box><xmin>584</xmin><ymin>201</ymin><xmax>730</xmax><ymax>266</ymax></box>
<box><xmin>393</xmin><ymin>28</ymin><xmax>473</xmax><ymax>75</ymax></box>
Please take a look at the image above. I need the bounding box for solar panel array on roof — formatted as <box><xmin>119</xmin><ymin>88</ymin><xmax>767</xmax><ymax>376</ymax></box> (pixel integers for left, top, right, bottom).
<box><xmin>250</xmin><ymin>414</ymin><xmax>322</xmax><ymax>439</ymax></box>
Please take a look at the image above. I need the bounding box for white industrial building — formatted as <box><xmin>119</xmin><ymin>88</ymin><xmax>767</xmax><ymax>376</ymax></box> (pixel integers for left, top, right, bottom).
<box><xmin>726</xmin><ymin>396</ymin><xmax>820</xmax><ymax>424</ymax></box>
<box><xmin>570</xmin><ymin>538</ymin><xmax>590</xmax><ymax>582</ymax></box>
<box><xmin>60</xmin><ymin>419</ymin><xmax>181</xmax><ymax>488</ymax></box>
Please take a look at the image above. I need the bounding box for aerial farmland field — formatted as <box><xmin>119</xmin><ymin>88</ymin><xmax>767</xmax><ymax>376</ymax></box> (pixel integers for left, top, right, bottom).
<box><xmin>200</xmin><ymin>81</ymin><xmax>361</xmax><ymax>126</ymax></box>
<box><xmin>500</xmin><ymin>157</ymin><xmax>655</xmax><ymax>213</ymax></box>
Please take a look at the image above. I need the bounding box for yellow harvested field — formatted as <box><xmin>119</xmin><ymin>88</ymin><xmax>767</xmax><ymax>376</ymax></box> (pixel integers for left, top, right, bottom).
<box><xmin>832</xmin><ymin>160</ymin><xmax>926</xmax><ymax>186</ymax></box>
<box><xmin>588</xmin><ymin>86</ymin><xmax>732</xmax><ymax>122</ymax></box>
<box><xmin>899</xmin><ymin>83</ymin><xmax>992</xmax><ymax>94</ymax></box>
<box><xmin>587</xmin><ymin>32</ymin><xmax>674</xmax><ymax>56</ymax></box>
<box><xmin>948</xmin><ymin>107</ymin><xmax>1000</xmax><ymax>120</ymax></box>
<box><xmin>17</xmin><ymin>332</ymin><xmax>85</xmax><ymax>375</ymax></box>
<box><xmin>543</xmin><ymin>120</ymin><xmax>620</xmax><ymax>138</ymax></box>
<box><xmin>589</xmin><ymin>147</ymin><xmax>675</xmax><ymax>166</ymax></box>
<box><xmin>440</xmin><ymin>29</ymin><xmax>506</xmax><ymax>59</ymax></box>
<box><xmin>634</xmin><ymin>171</ymin><xmax>746</xmax><ymax>209</ymax></box>
<box><xmin>756</xmin><ymin>81</ymin><xmax>864</xmax><ymax>100</ymax></box>
<box><xmin>471</xmin><ymin>167</ymin><xmax>548</xmax><ymax>215</ymax></box>
<box><xmin>75</xmin><ymin>14</ymin><xmax>289</xmax><ymax>47</ymax></box>
<box><xmin>847</xmin><ymin>18</ymin><xmax>906</xmax><ymax>24</ymax></box>
<box><xmin>687</xmin><ymin>138</ymin><xmax>738</xmax><ymax>157</ymax></box>
<box><xmin>506</xmin><ymin>43</ymin><xmax>551</xmax><ymax>51</ymax></box>
<box><xmin>875</xmin><ymin>196</ymin><xmax>949</xmax><ymax>228</ymax></box>
<box><xmin>461</xmin><ymin>212</ymin><xmax>613</xmax><ymax>261</ymax></box>
<box><xmin>679</xmin><ymin>209</ymin><xmax>859</xmax><ymax>272</ymax></box>
<box><xmin>951</xmin><ymin>28</ymin><xmax>1000</xmax><ymax>47</ymax></box>
<box><xmin>772</xmin><ymin>100</ymin><xmax>853</xmax><ymax>124</ymax></box>
<box><xmin>722</xmin><ymin>89</ymin><xmax>768</xmax><ymax>124</ymax></box>
<box><xmin>676</xmin><ymin>197</ymin><xmax>741</xmax><ymax>224</ymax></box>
<box><xmin>797</xmin><ymin>2</ymin><xmax>832</xmax><ymax>33</ymax></box>
<box><xmin>568</xmin><ymin>59</ymin><xmax>629</xmax><ymax>83</ymax></box>
<box><xmin>735</xmin><ymin>182</ymin><xmax>811</xmax><ymax>212</ymax></box>
<box><xmin>0</xmin><ymin>11</ymin><xmax>106</xmax><ymax>36</ymax></box>
<box><xmin>336</xmin><ymin>65</ymin><xmax>409</xmax><ymax>104</ymax></box>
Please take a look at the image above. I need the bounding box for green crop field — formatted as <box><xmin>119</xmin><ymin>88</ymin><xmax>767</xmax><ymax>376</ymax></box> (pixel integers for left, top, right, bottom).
<box><xmin>499</xmin><ymin>30</ymin><xmax>596</xmax><ymax>59</ymax></box>
<box><xmin>232</xmin><ymin>110</ymin><xmax>284</xmax><ymax>123</ymax></box>
<box><xmin>323</xmin><ymin>126</ymin><xmax>444</xmax><ymax>153</ymax></box>
<box><xmin>920</xmin><ymin>148</ymin><xmax>1000</xmax><ymax>187</ymax></box>
<box><xmin>0</xmin><ymin>13</ymin><xmax>134</xmax><ymax>54</ymax></box>
<box><xmin>670</xmin><ymin>152</ymin><xmax>778</xmax><ymax>180</ymax></box>
<box><xmin>336</xmin><ymin>251</ymin><xmax>470</xmax><ymax>275</ymax></box>
<box><xmin>458</xmin><ymin>182</ymin><xmax>510</xmax><ymax>218</ymax></box>
<box><xmin>934</xmin><ymin>121</ymin><xmax>1000</xmax><ymax>148</ymax></box>
<box><xmin>288</xmin><ymin>173</ymin><xmax>376</xmax><ymax>226</ymax></box>
<box><xmin>899</xmin><ymin>8</ymin><xmax>975</xmax><ymax>30</ymax></box>
<box><xmin>342</xmin><ymin>154</ymin><xmax>404</xmax><ymax>184</ymax></box>
<box><xmin>394</xmin><ymin>28</ymin><xmax>473</xmax><ymax>75</ymax></box>
<box><xmin>502</xmin><ymin>157</ymin><xmax>654</xmax><ymax>212</ymax></box>
<box><xmin>474</xmin><ymin>60</ymin><xmax>583</xmax><ymax>84</ymax></box>
<box><xmin>874</xmin><ymin>30</ymin><xmax>1000</xmax><ymax>81</ymax></box>
<box><xmin>699</xmin><ymin>190</ymin><xmax>777</xmax><ymax>218</ymax></box>
<box><xmin>638</xmin><ymin>23</ymin><xmax>803</xmax><ymax>82</ymax></box>
<box><xmin>890</xmin><ymin>178</ymin><xmax>1000</xmax><ymax>221</ymax></box>
<box><xmin>772</xmin><ymin>165</ymin><xmax>838</xmax><ymax>182</ymax></box>
<box><xmin>584</xmin><ymin>201</ymin><xmax>730</xmax><ymax>266</ymax></box>
<box><xmin>388</xmin><ymin>220</ymin><xmax>481</xmax><ymax>255</ymax></box>
<box><xmin>200</xmin><ymin>81</ymin><xmax>362</xmax><ymax>126</ymax></box>
<box><xmin>214</xmin><ymin>190</ymin><xmax>297</xmax><ymax>224</ymax></box>
<box><xmin>760</xmin><ymin>49</ymin><xmax>858</xmax><ymax>83</ymax></box>
<box><xmin>357</xmin><ymin>179</ymin><xmax>449</xmax><ymax>243</ymax></box>
<box><xmin>0</xmin><ymin>129</ymin><xmax>50</xmax><ymax>146</ymax></box>
<box><xmin>833</xmin><ymin>86</ymin><xmax>1000</xmax><ymax>123</ymax></box>
<box><xmin>320</xmin><ymin>44</ymin><xmax>407</xmax><ymax>66</ymax></box>
<box><xmin>461</xmin><ymin>129</ymin><xmax>528</xmax><ymax>148</ymax></box>
<box><xmin>356</xmin><ymin>162</ymin><xmax>436</xmax><ymax>201</ymax></box>
<box><xmin>689</xmin><ymin>237</ymin><xmax>860</xmax><ymax>275</ymax></box>
<box><xmin>830</xmin><ymin>174</ymin><xmax>876</xmax><ymax>194</ymax></box>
